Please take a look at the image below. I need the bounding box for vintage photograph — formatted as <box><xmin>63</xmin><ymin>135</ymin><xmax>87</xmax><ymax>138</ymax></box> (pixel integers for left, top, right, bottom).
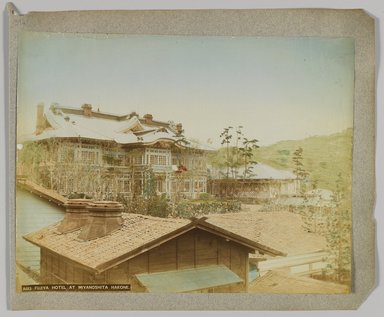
<box><xmin>15</xmin><ymin>32</ymin><xmax>354</xmax><ymax>294</ymax></box>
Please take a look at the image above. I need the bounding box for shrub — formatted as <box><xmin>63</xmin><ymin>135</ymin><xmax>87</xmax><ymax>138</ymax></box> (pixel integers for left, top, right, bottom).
<box><xmin>147</xmin><ymin>194</ymin><xmax>171</xmax><ymax>218</ymax></box>
<box><xmin>174</xmin><ymin>199</ymin><xmax>241</xmax><ymax>218</ymax></box>
<box><xmin>123</xmin><ymin>194</ymin><xmax>171</xmax><ymax>218</ymax></box>
<box><xmin>199</xmin><ymin>193</ymin><xmax>211</xmax><ymax>201</ymax></box>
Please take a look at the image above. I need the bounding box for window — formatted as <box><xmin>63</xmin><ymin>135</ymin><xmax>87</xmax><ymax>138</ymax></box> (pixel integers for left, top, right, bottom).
<box><xmin>149</xmin><ymin>155</ymin><xmax>167</xmax><ymax>166</ymax></box>
<box><xmin>117</xmin><ymin>154</ymin><xmax>127</xmax><ymax>166</ymax></box>
<box><xmin>145</xmin><ymin>148</ymin><xmax>170</xmax><ymax>166</ymax></box>
<box><xmin>130</xmin><ymin>155</ymin><xmax>143</xmax><ymax>165</ymax></box>
<box><xmin>75</xmin><ymin>144</ymin><xmax>100</xmax><ymax>164</ymax></box>
<box><xmin>58</xmin><ymin>146</ymin><xmax>74</xmax><ymax>163</ymax></box>
<box><xmin>117</xmin><ymin>178</ymin><xmax>131</xmax><ymax>193</ymax></box>
<box><xmin>183</xmin><ymin>181</ymin><xmax>190</xmax><ymax>192</ymax></box>
<box><xmin>156</xmin><ymin>179</ymin><xmax>164</xmax><ymax>193</ymax></box>
<box><xmin>80</xmin><ymin>150</ymin><xmax>99</xmax><ymax>164</ymax></box>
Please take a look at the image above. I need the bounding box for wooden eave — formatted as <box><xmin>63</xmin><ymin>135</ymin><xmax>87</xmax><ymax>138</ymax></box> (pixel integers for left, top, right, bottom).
<box><xmin>196</xmin><ymin>219</ymin><xmax>286</xmax><ymax>257</ymax></box>
<box><xmin>23</xmin><ymin>235</ymin><xmax>99</xmax><ymax>274</ymax></box>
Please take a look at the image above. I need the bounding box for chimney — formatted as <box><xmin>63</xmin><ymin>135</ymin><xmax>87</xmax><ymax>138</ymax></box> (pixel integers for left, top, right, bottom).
<box><xmin>81</xmin><ymin>104</ymin><xmax>93</xmax><ymax>117</ymax></box>
<box><xmin>57</xmin><ymin>199</ymin><xmax>91</xmax><ymax>234</ymax></box>
<box><xmin>129</xmin><ymin>111</ymin><xmax>139</xmax><ymax>119</ymax></box>
<box><xmin>35</xmin><ymin>103</ymin><xmax>46</xmax><ymax>135</ymax></box>
<box><xmin>143</xmin><ymin>113</ymin><xmax>153</xmax><ymax>124</ymax></box>
<box><xmin>78</xmin><ymin>201</ymin><xmax>124</xmax><ymax>241</ymax></box>
<box><xmin>176</xmin><ymin>123</ymin><xmax>183</xmax><ymax>135</ymax></box>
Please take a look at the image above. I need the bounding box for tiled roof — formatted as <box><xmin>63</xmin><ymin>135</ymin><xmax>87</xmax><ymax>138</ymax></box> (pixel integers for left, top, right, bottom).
<box><xmin>249</xmin><ymin>270</ymin><xmax>349</xmax><ymax>294</ymax></box>
<box><xmin>24</xmin><ymin>210</ymin><xmax>326</xmax><ymax>272</ymax></box>
<box><xmin>24</xmin><ymin>213</ymin><xmax>191</xmax><ymax>272</ymax></box>
<box><xmin>24</xmin><ymin>212</ymin><xmax>284</xmax><ymax>273</ymax></box>
<box><xmin>206</xmin><ymin>210</ymin><xmax>326</xmax><ymax>256</ymax></box>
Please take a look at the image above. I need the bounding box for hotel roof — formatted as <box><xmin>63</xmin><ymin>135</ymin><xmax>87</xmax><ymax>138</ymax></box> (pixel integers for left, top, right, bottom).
<box><xmin>22</xmin><ymin>104</ymin><xmax>213</xmax><ymax>150</ymax></box>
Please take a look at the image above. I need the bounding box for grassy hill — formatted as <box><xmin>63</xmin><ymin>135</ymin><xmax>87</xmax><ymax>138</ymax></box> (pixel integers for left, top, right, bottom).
<box><xmin>207</xmin><ymin>128</ymin><xmax>353</xmax><ymax>192</ymax></box>
<box><xmin>254</xmin><ymin>128</ymin><xmax>353</xmax><ymax>192</ymax></box>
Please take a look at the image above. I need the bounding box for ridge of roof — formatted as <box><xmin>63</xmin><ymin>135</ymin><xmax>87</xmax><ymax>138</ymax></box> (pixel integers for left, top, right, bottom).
<box><xmin>55</xmin><ymin>105</ymin><xmax>173</xmax><ymax>128</ymax></box>
<box><xmin>56</xmin><ymin>106</ymin><xmax>131</xmax><ymax>121</ymax></box>
<box><xmin>24</xmin><ymin>104</ymin><xmax>214</xmax><ymax>149</ymax></box>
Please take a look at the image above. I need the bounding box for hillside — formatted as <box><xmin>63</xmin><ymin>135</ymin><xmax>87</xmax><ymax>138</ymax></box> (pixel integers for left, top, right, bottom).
<box><xmin>254</xmin><ymin>128</ymin><xmax>353</xmax><ymax>191</ymax></box>
<box><xmin>207</xmin><ymin>128</ymin><xmax>353</xmax><ymax>192</ymax></box>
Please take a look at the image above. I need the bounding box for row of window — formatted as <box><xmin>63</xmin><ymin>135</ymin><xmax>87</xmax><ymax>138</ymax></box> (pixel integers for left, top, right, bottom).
<box><xmin>57</xmin><ymin>145</ymin><xmax>205</xmax><ymax>168</ymax></box>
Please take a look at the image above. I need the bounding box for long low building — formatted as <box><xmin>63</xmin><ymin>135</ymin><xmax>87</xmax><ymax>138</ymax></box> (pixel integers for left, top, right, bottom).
<box><xmin>208</xmin><ymin>163</ymin><xmax>298</xmax><ymax>203</ymax></box>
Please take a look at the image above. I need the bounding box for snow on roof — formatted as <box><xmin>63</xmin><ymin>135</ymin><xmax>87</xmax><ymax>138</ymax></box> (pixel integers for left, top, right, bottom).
<box><xmin>249</xmin><ymin>163</ymin><xmax>296</xmax><ymax>180</ymax></box>
<box><xmin>211</xmin><ymin>163</ymin><xmax>296</xmax><ymax>180</ymax></box>
<box><xmin>23</xmin><ymin>104</ymin><xmax>211</xmax><ymax>150</ymax></box>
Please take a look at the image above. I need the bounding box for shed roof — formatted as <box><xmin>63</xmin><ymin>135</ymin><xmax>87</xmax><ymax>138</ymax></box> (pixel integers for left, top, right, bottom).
<box><xmin>134</xmin><ymin>265</ymin><xmax>242</xmax><ymax>293</ymax></box>
<box><xmin>24</xmin><ymin>213</ymin><xmax>284</xmax><ymax>273</ymax></box>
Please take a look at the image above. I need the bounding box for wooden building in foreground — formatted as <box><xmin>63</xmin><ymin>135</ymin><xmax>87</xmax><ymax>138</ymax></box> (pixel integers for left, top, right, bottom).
<box><xmin>24</xmin><ymin>200</ymin><xmax>284</xmax><ymax>293</ymax></box>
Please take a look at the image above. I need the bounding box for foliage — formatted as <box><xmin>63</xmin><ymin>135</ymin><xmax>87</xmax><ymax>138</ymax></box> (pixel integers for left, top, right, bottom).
<box><xmin>199</xmin><ymin>193</ymin><xmax>212</xmax><ymax>201</ymax></box>
<box><xmin>17</xmin><ymin>139</ymin><xmax>135</xmax><ymax>201</ymax></box>
<box><xmin>124</xmin><ymin>194</ymin><xmax>171</xmax><ymax>218</ymax></box>
<box><xmin>292</xmin><ymin>146</ymin><xmax>310</xmax><ymax>195</ymax></box>
<box><xmin>253</xmin><ymin>128</ymin><xmax>352</xmax><ymax>192</ymax></box>
<box><xmin>143</xmin><ymin>167</ymin><xmax>156</xmax><ymax>198</ymax></box>
<box><xmin>124</xmin><ymin>196</ymin><xmax>149</xmax><ymax>214</ymax></box>
<box><xmin>102</xmin><ymin>154</ymin><xmax>122</xmax><ymax>166</ymax></box>
<box><xmin>292</xmin><ymin>147</ymin><xmax>309</xmax><ymax>180</ymax></box>
<box><xmin>173</xmin><ymin>199</ymin><xmax>241</xmax><ymax>218</ymax></box>
<box><xmin>124</xmin><ymin>195</ymin><xmax>241</xmax><ymax>219</ymax></box>
<box><xmin>325</xmin><ymin>172</ymin><xmax>352</xmax><ymax>284</ymax></box>
<box><xmin>216</xmin><ymin>126</ymin><xmax>259</xmax><ymax>179</ymax></box>
<box><xmin>219</xmin><ymin>126</ymin><xmax>235</xmax><ymax>178</ymax></box>
<box><xmin>147</xmin><ymin>194</ymin><xmax>171</xmax><ymax>218</ymax></box>
<box><xmin>239</xmin><ymin>138</ymin><xmax>259</xmax><ymax>179</ymax></box>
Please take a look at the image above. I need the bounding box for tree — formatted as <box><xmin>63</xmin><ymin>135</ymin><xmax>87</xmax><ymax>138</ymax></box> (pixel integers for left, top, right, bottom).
<box><xmin>325</xmin><ymin>172</ymin><xmax>352</xmax><ymax>285</ymax></box>
<box><xmin>292</xmin><ymin>147</ymin><xmax>309</xmax><ymax>194</ymax></box>
<box><xmin>239</xmin><ymin>138</ymin><xmax>259</xmax><ymax>179</ymax></box>
<box><xmin>218</xmin><ymin>126</ymin><xmax>259</xmax><ymax>179</ymax></box>
<box><xmin>219</xmin><ymin>126</ymin><xmax>233</xmax><ymax>178</ymax></box>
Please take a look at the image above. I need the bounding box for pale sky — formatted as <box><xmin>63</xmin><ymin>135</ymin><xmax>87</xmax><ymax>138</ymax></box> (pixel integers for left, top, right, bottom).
<box><xmin>17</xmin><ymin>32</ymin><xmax>354</xmax><ymax>146</ymax></box>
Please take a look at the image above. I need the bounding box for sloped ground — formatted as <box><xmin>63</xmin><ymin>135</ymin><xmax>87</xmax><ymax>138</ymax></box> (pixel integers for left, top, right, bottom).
<box><xmin>248</xmin><ymin>270</ymin><xmax>349</xmax><ymax>294</ymax></box>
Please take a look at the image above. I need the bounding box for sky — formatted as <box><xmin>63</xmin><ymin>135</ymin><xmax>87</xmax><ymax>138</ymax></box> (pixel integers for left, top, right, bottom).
<box><xmin>17</xmin><ymin>32</ymin><xmax>354</xmax><ymax>146</ymax></box>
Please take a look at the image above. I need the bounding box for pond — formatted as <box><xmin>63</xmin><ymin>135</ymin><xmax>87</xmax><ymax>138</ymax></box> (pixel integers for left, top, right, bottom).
<box><xmin>16</xmin><ymin>189</ymin><xmax>64</xmax><ymax>273</ymax></box>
